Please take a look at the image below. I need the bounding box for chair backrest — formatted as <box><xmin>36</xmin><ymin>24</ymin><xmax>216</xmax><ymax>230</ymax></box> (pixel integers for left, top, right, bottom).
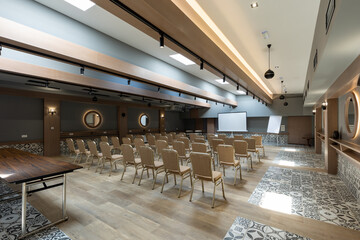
<box><xmin>172</xmin><ymin>140</ymin><xmax>186</xmax><ymax>157</ymax></box>
<box><xmin>194</xmin><ymin>138</ymin><xmax>206</xmax><ymax>143</ymax></box>
<box><xmin>234</xmin><ymin>135</ymin><xmax>244</xmax><ymax>141</ymax></box>
<box><xmin>101</xmin><ymin>136</ymin><xmax>108</xmax><ymax>142</ymax></box>
<box><xmin>156</xmin><ymin>140</ymin><xmax>168</xmax><ymax>155</ymax></box>
<box><xmin>234</xmin><ymin>140</ymin><xmax>248</xmax><ymax>155</ymax></box>
<box><xmin>224</xmin><ymin>137</ymin><xmax>234</xmax><ymax>146</ymax></box>
<box><xmin>120</xmin><ymin>144</ymin><xmax>135</xmax><ymax>163</ymax></box>
<box><xmin>154</xmin><ymin>133</ymin><xmax>161</xmax><ymax>140</ymax></box>
<box><xmin>122</xmin><ymin>137</ymin><xmax>132</xmax><ymax>145</ymax></box>
<box><xmin>162</xmin><ymin>149</ymin><xmax>180</xmax><ymax>172</ymax></box>
<box><xmin>134</xmin><ymin>135</ymin><xmax>144</xmax><ymax>141</ymax></box>
<box><xmin>217</xmin><ymin>144</ymin><xmax>235</xmax><ymax>164</ymax></box>
<box><xmin>100</xmin><ymin>141</ymin><xmax>112</xmax><ymax>159</ymax></box>
<box><xmin>212</xmin><ymin>139</ymin><xmax>224</xmax><ymax>152</ymax></box>
<box><xmin>218</xmin><ymin>134</ymin><xmax>227</xmax><ymax>140</ymax></box>
<box><xmin>189</xmin><ymin>133</ymin><xmax>198</xmax><ymax>142</ymax></box>
<box><xmin>76</xmin><ymin>139</ymin><xmax>87</xmax><ymax>153</ymax></box>
<box><xmin>139</xmin><ymin>146</ymin><xmax>155</xmax><ymax>167</ymax></box>
<box><xmin>87</xmin><ymin>140</ymin><xmax>99</xmax><ymax>157</ymax></box>
<box><xmin>126</xmin><ymin>134</ymin><xmax>134</xmax><ymax>141</ymax></box>
<box><xmin>159</xmin><ymin>135</ymin><xmax>169</xmax><ymax>142</ymax></box>
<box><xmin>66</xmin><ymin>138</ymin><xmax>76</xmax><ymax>152</ymax></box>
<box><xmin>179</xmin><ymin>137</ymin><xmax>191</xmax><ymax>149</ymax></box>
<box><xmin>147</xmin><ymin>134</ymin><xmax>156</xmax><ymax>146</ymax></box>
<box><xmin>161</xmin><ymin>132</ymin><xmax>167</xmax><ymax>136</ymax></box>
<box><xmin>191</xmin><ymin>142</ymin><xmax>207</xmax><ymax>153</ymax></box>
<box><xmin>166</xmin><ymin>133</ymin><xmax>173</xmax><ymax>144</ymax></box>
<box><xmin>208</xmin><ymin>136</ymin><xmax>215</xmax><ymax>148</ymax></box>
<box><xmin>190</xmin><ymin>152</ymin><xmax>212</xmax><ymax>180</ymax></box>
<box><xmin>176</xmin><ymin>133</ymin><xmax>186</xmax><ymax>139</ymax></box>
<box><xmin>244</xmin><ymin>138</ymin><xmax>256</xmax><ymax>150</ymax></box>
<box><xmin>111</xmin><ymin>136</ymin><xmax>121</xmax><ymax>149</ymax></box>
<box><xmin>252</xmin><ymin>135</ymin><xmax>263</xmax><ymax>146</ymax></box>
<box><xmin>207</xmin><ymin>133</ymin><xmax>215</xmax><ymax>140</ymax></box>
<box><xmin>134</xmin><ymin>138</ymin><xmax>145</xmax><ymax>152</ymax></box>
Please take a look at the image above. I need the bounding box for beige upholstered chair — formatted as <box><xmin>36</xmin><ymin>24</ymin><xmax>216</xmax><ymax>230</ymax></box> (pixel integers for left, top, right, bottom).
<box><xmin>66</xmin><ymin>138</ymin><xmax>80</xmax><ymax>161</ymax></box>
<box><xmin>120</xmin><ymin>144</ymin><xmax>142</xmax><ymax>183</ymax></box>
<box><xmin>191</xmin><ymin>142</ymin><xmax>208</xmax><ymax>153</ymax></box>
<box><xmin>134</xmin><ymin>138</ymin><xmax>145</xmax><ymax>156</ymax></box>
<box><xmin>159</xmin><ymin>135</ymin><xmax>169</xmax><ymax>142</ymax></box>
<box><xmin>234</xmin><ymin>135</ymin><xmax>244</xmax><ymax>141</ymax></box>
<box><xmin>147</xmin><ymin>134</ymin><xmax>156</xmax><ymax>150</ymax></box>
<box><xmin>161</xmin><ymin>132</ymin><xmax>166</xmax><ymax>136</ymax></box>
<box><xmin>189</xmin><ymin>152</ymin><xmax>226</xmax><ymax>208</ymax></box>
<box><xmin>99</xmin><ymin>142</ymin><xmax>123</xmax><ymax>176</ymax></box>
<box><xmin>252</xmin><ymin>135</ymin><xmax>265</xmax><ymax>157</ymax></box>
<box><xmin>134</xmin><ymin>135</ymin><xmax>144</xmax><ymax>142</ymax></box>
<box><xmin>218</xmin><ymin>134</ymin><xmax>227</xmax><ymax>140</ymax></box>
<box><xmin>101</xmin><ymin>136</ymin><xmax>108</xmax><ymax>142</ymax></box>
<box><xmin>172</xmin><ymin>140</ymin><xmax>189</xmax><ymax>165</ymax></box>
<box><xmin>154</xmin><ymin>133</ymin><xmax>162</xmax><ymax>140</ymax></box>
<box><xmin>86</xmin><ymin>140</ymin><xmax>103</xmax><ymax>170</ymax></box>
<box><xmin>138</xmin><ymin>146</ymin><xmax>165</xmax><ymax>189</ymax></box>
<box><xmin>206</xmin><ymin>133</ymin><xmax>215</xmax><ymax>140</ymax></box>
<box><xmin>122</xmin><ymin>137</ymin><xmax>132</xmax><ymax>145</ymax></box>
<box><xmin>126</xmin><ymin>134</ymin><xmax>134</xmax><ymax>142</ymax></box>
<box><xmin>234</xmin><ymin>140</ymin><xmax>252</xmax><ymax>171</ymax></box>
<box><xmin>111</xmin><ymin>136</ymin><xmax>122</xmax><ymax>154</ymax></box>
<box><xmin>211</xmin><ymin>138</ymin><xmax>224</xmax><ymax>166</ymax></box>
<box><xmin>194</xmin><ymin>138</ymin><xmax>206</xmax><ymax>143</ymax></box>
<box><xmin>189</xmin><ymin>133</ymin><xmax>198</xmax><ymax>142</ymax></box>
<box><xmin>155</xmin><ymin>140</ymin><xmax>169</xmax><ymax>160</ymax></box>
<box><xmin>176</xmin><ymin>133</ymin><xmax>186</xmax><ymax>139</ymax></box>
<box><xmin>166</xmin><ymin>133</ymin><xmax>173</xmax><ymax>145</ymax></box>
<box><xmin>179</xmin><ymin>137</ymin><xmax>191</xmax><ymax>152</ymax></box>
<box><xmin>76</xmin><ymin>139</ymin><xmax>91</xmax><ymax>163</ymax></box>
<box><xmin>217</xmin><ymin>144</ymin><xmax>241</xmax><ymax>185</ymax></box>
<box><xmin>224</xmin><ymin>137</ymin><xmax>235</xmax><ymax>146</ymax></box>
<box><xmin>244</xmin><ymin>138</ymin><xmax>260</xmax><ymax>163</ymax></box>
<box><xmin>161</xmin><ymin>149</ymin><xmax>192</xmax><ymax>197</ymax></box>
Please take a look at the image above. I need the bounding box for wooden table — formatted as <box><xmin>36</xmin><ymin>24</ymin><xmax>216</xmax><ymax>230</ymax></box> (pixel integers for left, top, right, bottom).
<box><xmin>0</xmin><ymin>148</ymin><xmax>82</xmax><ymax>239</ymax></box>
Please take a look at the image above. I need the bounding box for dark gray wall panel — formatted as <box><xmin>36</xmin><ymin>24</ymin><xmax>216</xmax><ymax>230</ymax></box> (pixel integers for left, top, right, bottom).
<box><xmin>165</xmin><ymin>111</ymin><xmax>185</xmax><ymax>132</ymax></box>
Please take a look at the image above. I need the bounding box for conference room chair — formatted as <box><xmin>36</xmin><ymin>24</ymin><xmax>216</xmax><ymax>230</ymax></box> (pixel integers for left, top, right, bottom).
<box><xmin>176</xmin><ymin>132</ymin><xmax>186</xmax><ymax>139</ymax></box>
<box><xmin>155</xmin><ymin>140</ymin><xmax>169</xmax><ymax>160</ymax></box>
<box><xmin>66</xmin><ymin>138</ymin><xmax>80</xmax><ymax>161</ymax></box>
<box><xmin>194</xmin><ymin>138</ymin><xmax>206</xmax><ymax>144</ymax></box>
<box><xmin>217</xmin><ymin>144</ymin><xmax>241</xmax><ymax>185</ymax></box>
<box><xmin>122</xmin><ymin>137</ymin><xmax>132</xmax><ymax>145</ymax></box>
<box><xmin>191</xmin><ymin>142</ymin><xmax>208</xmax><ymax>153</ymax></box>
<box><xmin>189</xmin><ymin>133</ymin><xmax>198</xmax><ymax>142</ymax></box>
<box><xmin>234</xmin><ymin>140</ymin><xmax>253</xmax><ymax>171</ymax></box>
<box><xmin>161</xmin><ymin>149</ymin><xmax>192</xmax><ymax>197</ymax></box>
<box><xmin>159</xmin><ymin>135</ymin><xmax>169</xmax><ymax>143</ymax></box>
<box><xmin>206</xmin><ymin>133</ymin><xmax>215</xmax><ymax>140</ymax></box>
<box><xmin>99</xmin><ymin>142</ymin><xmax>123</xmax><ymax>176</ymax></box>
<box><xmin>111</xmin><ymin>136</ymin><xmax>122</xmax><ymax>154</ymax></box>
<box><xmin>252</xmin><ymin>135</ymin><xmax>265</xmax><ymax>157</ymax></box>
<box><xmin>126</xmin><ymin>134</ymin><xmax>134</xmax><ymax>142</ymax></box>
<box><xmin>208</xmin><ymin>136</ymin><xmax>215</xmax><ymax>150</ymax></box>
<box><xmin>170</xmin><ymin>132</ymin><xmax>177</xmax><ymax>141</ymax></box>
<box><xmin>86</xmin><ymin>140</ymin><xmax>103</xmax><ymax>170</ymax></box>
<box><xmin>101</xmin><ymin>136</ymin><xmax>114</xmax><ymax>151</ymax></box>
<box><xmin>134</xmin><ymin>135</ymin><xmax>145</xmax><ymax>142</ymax></box>
<box><xmin>234</xmin><ymin>135</ymin><xmax>245</xmax><ymax>141</ymax></box>
<box><xmin>138</xmin><ymin>146</ymin><xmax>165</xmax><ymax>189</ymax></box>
<box><xmin>166</xmin><ymin>133</ymin><xmax>173</xmax><ymax>145</ymax></box>
<box><xmin>211</xmin><ymin>138</ymin><xmax>224</xmax><ymax>166</ymax></box>
<box><xmin>224</xmin><ymin>137</ymin><xmax>235</xmax><ymax>146</ymax></box>
<box><xmin>134</xmin><ymin>138</ymin><xmax>146</xmax><ymax>156</ymax></box>
<box><xmin>179</xmin><ymin>137</ymin><xmax>191</xmax><ymax>152</ymax></box>
<box><xmin>244</xmin><ymin>138</ymin><xmax>260</xmax><ymax>163</ymax></box>
<box><xmin>218</xmin><ymin>134</ymin><xmax>227</xmax><ymax>140</ymax></box>
<box><xmin>76</xmin><ymin>139</ymin><xmax>91</xmax><ymax>163</ymax></box>
<box><xmin>154</xmin><ymin>133</ymin><xmax>161</xmax><ymax>140</ymax></box>
<box><xmin>189</xmin><ymin>152</ymin><xmax>226</xmax><ymax>208</ymax></box>
<box><xmin>172</xmin><ymin>140</ymin><xmax>189</xmax><ymax>165</ymax></box>
<box><xmin>120</xmin><ymin>144</ymin><xmax>142</xmax><ymax>183</ymax></box>
<box><xmin>147</xmin><ymin>134</ymin><xmax>157</xmax><ymax>150</ymax></box>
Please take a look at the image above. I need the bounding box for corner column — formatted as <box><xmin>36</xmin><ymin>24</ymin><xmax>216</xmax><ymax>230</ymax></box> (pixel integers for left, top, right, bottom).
<box><xmin>43</xmin><ymin>98</ymin><xmax>60</xmax><ymax>156</ymax></box>
<box><xmin>325</xmin><ymin>98</ymin><xmax>338</xmax><ymax>174</ymax></box>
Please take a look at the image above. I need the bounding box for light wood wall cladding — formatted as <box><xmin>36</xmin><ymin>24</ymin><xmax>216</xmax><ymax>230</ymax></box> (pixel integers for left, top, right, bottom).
<box><xmin>43</xmin><ymin>98</ymin><xmax>60</xmax><ymax>156</ymax></box>
<box><xmin>325</xmin><ymin>98</ymin><xmax>338</xmax><ymax>174</ymax></box>
<box><xmin>206</xmin><ymin>118</ymin><xmax>215</xmax><ymax>133</ymax></box>
<box><xmin>0</xmin><ymin>58</ymin><xmax>210</xmax><ymax>108</ymax></box>
<box><xmin>92</xmin><ymin>0</ymin><xmax>273</xmax><ymax>104</ymax></box>
<box><xmin>0</xmin><ymin>17</ymin><xmax>236</xmax><ymax>106</ymax></box>
<box><xmin>288</xmin><ymin>116</ymin><xmax>313</xmax><ymax>145</ymax></box>
<box><xmin>315</xmin><ymin>107</ymin><xmax>322</xmax><ymax>154</ymax></box>
<box><xmin>159</xmin><ymin>109</ymin><xmax>165</xmax><ymax>132</ymax></box>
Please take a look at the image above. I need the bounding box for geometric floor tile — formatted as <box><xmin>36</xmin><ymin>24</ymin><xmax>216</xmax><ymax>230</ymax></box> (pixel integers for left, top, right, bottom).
<box><xmin>224</xmin><ymin>216</ymin><xmax>311</xmax><ymax>240</ymax></box>
<box><xmin>248</xmin><ymin>167</ymin><xmax>360</xmax><ymax>231</ymax></box>
<box><xmin>273</xmin><ymin>147</ymin><xmax>325</xmax><ymax>169</ymax></box>
<box><xmin>0</xmin><ymin>180</ymin><xmax>70</xmax><ymax>240</ymax></box>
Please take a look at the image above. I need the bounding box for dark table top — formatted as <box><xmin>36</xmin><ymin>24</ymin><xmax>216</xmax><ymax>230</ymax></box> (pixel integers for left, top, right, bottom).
<box><xmin>0</xmin><ymin>148</ymin><xmax>82</xmax><ymax>184</ymax></box>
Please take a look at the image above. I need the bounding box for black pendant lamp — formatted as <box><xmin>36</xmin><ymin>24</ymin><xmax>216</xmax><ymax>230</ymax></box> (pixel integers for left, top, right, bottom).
<box><xmin>264</xmin><ymin>44</ymin><xmax>274</xmax><ymax>79</ymax></box>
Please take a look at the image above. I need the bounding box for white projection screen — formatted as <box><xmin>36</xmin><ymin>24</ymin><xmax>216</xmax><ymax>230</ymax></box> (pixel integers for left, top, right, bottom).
<box><xmin>267</xmin><ymin>115</ymin><xmax>282</xmax><ymax>134</ymax></box>
<box><xmin>218</xmin><ymin>112</ymin><xmax>247</xmax><ymax>132</ymax></box>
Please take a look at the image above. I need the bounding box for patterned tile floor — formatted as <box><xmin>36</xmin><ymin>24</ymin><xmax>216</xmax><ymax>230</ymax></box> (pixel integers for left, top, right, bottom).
<box><xmin>224</xmin><ymin>217</ymin><xmax>311</xmax><ymax>240</ymax></box>
<box><xmin>248</xmin><ymin>167</ymin><xmax>360</xmax><ymax>231</ymax></box>
<box><xmin>273</xmin><ymin>147</ymin><xmax>325</xmax><ymax>169</ymax></box>
<box><xmin>0</xmin><ymin>180</ymin><xmax>70</xmax><ymax>240</ymax></box>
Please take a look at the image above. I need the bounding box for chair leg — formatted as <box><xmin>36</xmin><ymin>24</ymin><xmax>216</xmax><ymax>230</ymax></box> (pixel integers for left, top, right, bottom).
<box><xmin>189</xmin><ymin>178</ymin><xmax>195</xmax><ymax>202</ymax></box>
<box><xmin>178</xmin><ymin>175</ymin><xmax>184</xmax><ymax>198</ymax></box>
<box><xmin>221</xmin><ymin>179</ymin><xmax>226</xmax><ymax>200</ymax></box>
<box><xmin>174</xmin><ymin>174</ymin><xmax>177</xmax><ymax>185</ymax></box>
<box><xmin>161</xmin><ymin>172</ymin><xmax>167</xmax><ymax>193</ymax></box>
<box><xmin>222</xmin><ymin>165</ymin><xmax>225</xmax><ymax>176</ymax></box>
<box><xmin>121</xmin><ymin>164</ymin><xmax>127</xmax><ymax>180</ymax></box>
<box><xmin>233</xmin><ymin>168</ymin><xmax>237</xmax><ymax>185</ymax></box>
<box><xmin>100</xmin><ymin>160</ymin><xmax>105</xmax><ymax>174</ymax></box>
<box><xmin>257</xmin><ymin>152</ymin><xmax>260</xmax><ymax>162</ymax></box>
<box><xmin>132</xmin><ymin>165</ymin><xmax>138</xmax><ymax>184</ymax></box>
<box><xmin>212</xmin><ymin>182</ymin><xmax>216</xmax><ymax>208</ymax></box>
<box><xmin>147</xmin><ymin>169</ymin><xmax>149</xmax><ymax>178</ymax></box>
<box><xmin>201</xmin><ymin>180</ymin><xmax>204</xmax><ymax>193</ymax></box>
<box><xmin>138</xmin><ymin>167</ymin><xmax>145</xmax><ymax>186</ymax></box>
<box><xmin>152</xmin><ymin>170</ymin><xmax>158</xmax><ymax>190</ymax></box>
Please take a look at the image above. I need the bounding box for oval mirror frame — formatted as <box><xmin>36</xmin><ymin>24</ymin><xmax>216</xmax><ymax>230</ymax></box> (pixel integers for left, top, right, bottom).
<box><xmin>83</xmin><ymin>110</ymin><xmax>102</xmax><ymax>129</ymax></box>
<box><xmin>344</xmin><ymin>92</ymin><xmax>358</xmax><ymax>138</ymax></box>
<box><xmin>138</xmin><ymin>113</ymin><xmax>150</xmax><ymax>128</ymax></box>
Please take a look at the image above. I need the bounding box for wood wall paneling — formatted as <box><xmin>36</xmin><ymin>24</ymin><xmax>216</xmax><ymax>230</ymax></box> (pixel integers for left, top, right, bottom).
<box><xmin>325</xmin><ymin>98</ymin><xmax>338</xmax><ymax>174</ymax></box>
<box><xmin>206</xmin><ymin>118</ymin><xmax>215</xmax><ymax>134</ymax></box>
<box><xmin>159</xmin><ymin>109</ymin><xmax>165</xmax><ymax>132</ymax></box>
<box><xmin>43</xmin><ymin>98</ymin><xmax>60</xmax><ymax>156</ymax></box>
<box><xmin>315</xmin><ymin>107</ymin><xmax>322</xmax><ymax>154</ymax></box>
<box><xmin>288</xmin><ymin>116</ymin><xmax>313</xmax><ymax>145</ymax></box>
<box><xmin>195</xmin><ymin>118</ymin><xmax>203</xmax><ymax>132</ymax></box>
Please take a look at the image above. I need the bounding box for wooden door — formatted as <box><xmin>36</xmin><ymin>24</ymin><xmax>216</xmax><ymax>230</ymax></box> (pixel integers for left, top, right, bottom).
<box><xmin>288</xmin><ymin>116</ymin><xmax>313</xmax><ymax>145</ymax></box>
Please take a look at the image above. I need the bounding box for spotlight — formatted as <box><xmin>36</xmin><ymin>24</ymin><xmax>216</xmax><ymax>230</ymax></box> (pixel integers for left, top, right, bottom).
<box><xmin>179</xmin><ymin>92</ymin><xmax>181</xmax><ymax>97</ymax></box>
<box><xmin>80</xmin><ymin>66</ymin><xmax>85</xmax><ymax>75</ymax></box>
<box><xmin>258</xmin><ymin>98</ymin><xmax>260</xmax><ymax>102</ymax></box>
<box><xmin>0</xmin><ymin>44</ymin><xmax>2</xmax><ymax>56</ymax></box>
<box><xmin>216</xmin><ymin>102</ymin><xmax>217</xmax><ymax>105</ymax></box>
<box><xmin>237</xmin><ymin>85</ymin><xmax>240</xmax><ymax>91</ymax></box>
<box><xmin>279</xmin><ymin>95</ymin><xmax>285</xmax><ymax>100</ymax></box>
<box><xmin>157</xmin><ymin>87</ymin><xmax>161</xmax><ymax>92</ymax></box>
<box><xmin>159</xmin><ymin>32</ymin><xmax>164</xmax><ymax>48</ymax></box>
<box><xmin>223</xmin><ymin>104</ymin><xmax>225</xmax><ymax>107</ymax></box>
<box><xmin>200</xmin><ymin>59</ymin><xmax>204</xmax><ymax>70</ymax></box>
<box><xmin>284</xmin><ymin>102</ymin><xmax>288</xmax><ymax>106</ymax></box>
<box><xmin>246</xmin><ymin>90</ymin><xmax>249</xmax><ymax>95</ymax></box>
<box><xmin>194</xmin><ymin>96</ymin><xmax>196</xmax><ymax>100</ymax></box>
<box><xmin>253</xmin><ymin>95</ymin><xmax>255</xmax><ymax>99</ymax></box>
<box><xmin>223</xmin><ymin>75</ymin><xmax>226</xmax><ymax>83</ymax></box>
<box><xmin>322</xmin><ymin>102</ymin><xmax>327</xmax><ymax>110</ymax></box>
<box><xmin>92</xmin><ymin>96</ymin><xmax>97</xmax><ymax>102</ymax></box>
<box><xmin>251</xmin><ymin>2</ymin><xmax>258</xmax><ymax>8</ymax></box>
<box><xmin>265</xmin><ymin>103</ymin><xmax>268</xmax><ymax>106</ymax></box>
<box><xmin>312</xmin><ymin>109</ymin><xmax>316</xmax><ymax>115</ymax></box>
<box><xmin>128</xmin><ymin>79</ymin><xmax>131</xmax><ymax>85</ymax></box>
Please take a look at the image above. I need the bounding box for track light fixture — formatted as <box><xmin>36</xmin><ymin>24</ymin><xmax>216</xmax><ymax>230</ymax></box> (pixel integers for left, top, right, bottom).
<box><xmin>159</xmin><ymin>32</ymin><xmax>164</xmax><ymax>48</ymax></box>
<box><xmin>179</xmin><ymin>92</ymin><xmax>181</xmax><ymax>97</ymax></box>
<box><xmin>194</xmin><ymin>96</ymin><xmax>196</xmax><ymax>100</ymax></box>
<box><xmin>80</xmin><ymin>66</ymin><xmax>85</xmax><ymax>75</ymax></box>
<box><xmin>200</xmin><ymin>59</ymin><xmax>204</xmax><ymax>70</ymax></box>
<box><xmin>0</xmin><ymin>44</ymin><xmax>2</xmax><ymax>56</ymax></box>
<box><xmin>265</xmin><ymin>103</ymin><xmax>268</xmax><ymax>106</ymax></box>
<box><xmin>157</xmin><ymin>87</ymin><xmax>161</xmax><ymax>92</ymax></box>
<box><xmin>264</xmin><ymin>44</ymin><xmax>275</xmax><ymax>79</ymax></box>
<box><xmin>246</xmin><ymin>90</ymin><xmax>249</xmax><ymax>95</ymax></box>
<box><xmin>216</xmin><ymin>102</ymin><xmax>218</xmax><ymax>105</ymax></box>
<box><xmin>237</xmin><ymin>85</ymin><xmax>240</xmax><ymax>91</ymax></box>
<box><xmin>128</xmin><ymin>79</ymin><xmax>131</xmax><ymax>85</ymax></box>
<box><xmin>206</xmin><ymin>99</ymin><xmax>208</xmax><ymax>103</ymax></box>
<box><xmin>258</xmin><ymin>98</ymin><xmax>260</xmax><ymax>102</ymax></box>
<box><xmin>253</xmin><ymin>95</ymin><xmax>256</xmax><ymax>100</ymax></box>
<box><xmin>223</xmin><ymin>104</ymin><xmax>225</xmax><ymax>107</ymax></box>
<box><xmin>223</xmin><ymin>74</ymin><xmax>226</xmax><ymax>83</ymax></box>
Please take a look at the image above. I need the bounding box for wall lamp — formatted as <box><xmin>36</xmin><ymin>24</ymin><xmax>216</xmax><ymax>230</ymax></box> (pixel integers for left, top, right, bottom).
<box><xmin>322</xmin><ymin>102</ymin><xmax>328</xmax><ymax>110</ymax></box>
<box><xmin>48</xmin><ymin>108</ymin><xmax>56</xmax><ymax>115</ymax></box>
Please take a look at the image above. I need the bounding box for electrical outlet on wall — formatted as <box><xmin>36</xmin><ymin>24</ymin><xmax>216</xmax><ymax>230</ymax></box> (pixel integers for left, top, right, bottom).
<box><xmin>280</xmin><ymin>125</ymin><xmax>286</xmax><ymax>132</ymax></box>
<box><xmin>21</xmin><ymin>134</ymin><xmax>28</xmax><ymax>138</ymax></box>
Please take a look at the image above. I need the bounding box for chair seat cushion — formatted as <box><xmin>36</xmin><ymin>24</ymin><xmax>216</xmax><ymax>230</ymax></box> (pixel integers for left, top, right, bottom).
<box><xmin>112</xmin><ymin>154</ymin><xmax>123</xmax><ymax>160</ymax></box>
<box><xmin>235</xmin><ymin>153</ymin><xmax>250</xmax><ymax>158</ymax></box>
<box><xmin>212</xmin><ymin>171</ymin><xmax>222</xmax><ymax>181</ymax></box>
<box><xmin>154</xmin><ymin>160</ymin><xmax>164</xmax><ymax>168</ymax></box>
<box><xmin>179</xmin><ymin>165</ymin><xmax>191</xmax><ymax>174</ymax></box>
<box><xmin>98</xmin><ymin>153</ymin><xmax>103</xmax><ymax>157</ymax></box>
<box><xmin>220</xmin><ymin>160</ymin><xmax>240</xmax><ymax>166</ymax></box>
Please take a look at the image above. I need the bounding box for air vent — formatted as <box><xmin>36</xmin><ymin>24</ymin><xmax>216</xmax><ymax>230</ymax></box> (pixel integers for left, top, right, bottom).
<box><xmin>326</xmin><ymin>0</ymin><xmax>335</xmax><ymax>33</ymax></box>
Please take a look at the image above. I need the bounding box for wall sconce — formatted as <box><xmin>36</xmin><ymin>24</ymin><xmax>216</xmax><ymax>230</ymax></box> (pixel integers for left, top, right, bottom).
<box><xmin>322</xmin><ymin>102</ymin><xmax>328</xmax><ymax>110</ymax></box>
<box><xmin>160</xmin><ymin>113</ymin><xmax>165</xmax><ymax>118</ymax></box>
<box><xmin>312</xmin><ymin>109</ymin><xmax>316</xmax><ymax>115</ymax></box>
<box><xmin>48</xmin><ymin>108</ymin><xmax>56</xmax><ymax>115</ymax></box>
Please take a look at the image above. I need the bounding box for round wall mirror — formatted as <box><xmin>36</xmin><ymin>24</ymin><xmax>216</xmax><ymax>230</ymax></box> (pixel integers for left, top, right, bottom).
<box><xmin>139</xmin><ymin>113</ymin><xmax>150</xmax><ymax>128</ymax></box>
<box><xmin>83</xmin><ymin>110</ymin><xmax>102</xmax><ymax>129</ymax></box>
<box><xmin>345</xmin><ymin>92</ymin><xmax>358</xmax><ymax>138</ymax></box>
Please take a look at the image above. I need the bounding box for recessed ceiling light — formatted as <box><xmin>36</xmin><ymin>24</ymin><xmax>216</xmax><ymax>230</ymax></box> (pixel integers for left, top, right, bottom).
<box><xmin>215</xmin><ymin>79</ymin><xmax>229</xmax><ymax>85</ymax></box>
<box><xmin>251</xmin><ymin>2</ymin><xmax>258</xmax><ymax>8</ymax></box>
<box><xmin>169</xmin><ymin>54</ymin><xmax>195</xmax><ymax>65</ymax></box>
<box><xmin>237</xmin><ymin>90</ymin><xmax>246</xmax><ymax>95</ymax></box>
<box><xmin>64</xmin><ymin>0</ymin><xmax>95</xmax><ymax>11</ymax></box>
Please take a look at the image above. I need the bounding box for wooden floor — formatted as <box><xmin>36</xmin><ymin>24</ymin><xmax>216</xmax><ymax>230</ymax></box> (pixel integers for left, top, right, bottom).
<box><xmin>28</xmin><ymin>145</ymin><xmax>360</xmax><ymax>240</ymax></box>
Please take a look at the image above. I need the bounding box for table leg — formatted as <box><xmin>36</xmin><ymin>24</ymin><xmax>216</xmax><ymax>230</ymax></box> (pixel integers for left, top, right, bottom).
<box><xmin>62</xmin><ymin>174</ymin><xmax>67</xmax><ymax>218</ymax></box>
<box><xmin>21</xmin><ymin>182</ymin><xmax>27</xmax><ymax>236</ymax></box>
